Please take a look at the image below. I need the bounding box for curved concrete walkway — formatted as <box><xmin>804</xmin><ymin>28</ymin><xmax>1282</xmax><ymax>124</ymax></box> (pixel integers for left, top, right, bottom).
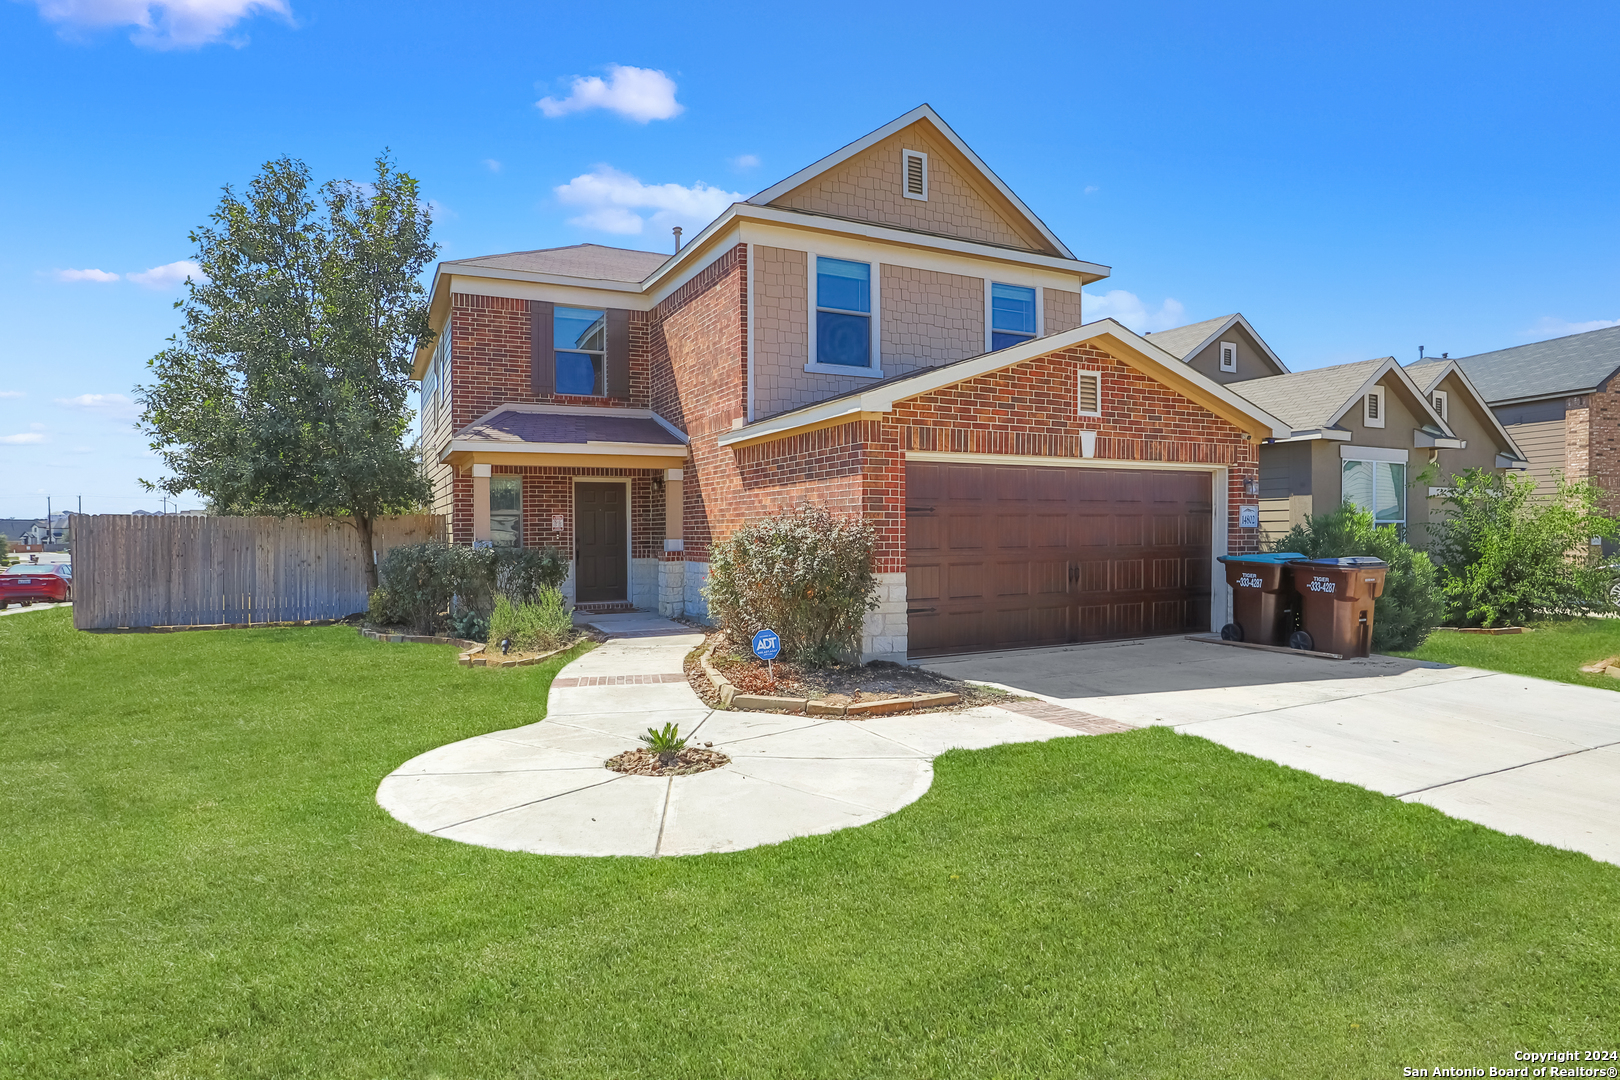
<box><xmin>378</xmin><ymin>614</ymin><xmax>1115</xmax><ymax>857</ymax></box>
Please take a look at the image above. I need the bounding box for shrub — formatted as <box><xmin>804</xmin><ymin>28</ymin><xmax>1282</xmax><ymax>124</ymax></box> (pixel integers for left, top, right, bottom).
<box><xmin>639</xmin><ymin>723</ymin><xmax>686</xmax><ymax>766</ymax></box>
<box><xmin>1430</xmin><ymin>469</ymin><xmax>1617</xmax><ymax>627</ymax></box>
<box><xmin>1270</xmin><ymin>504</ymin><xmax>1443</xmax><ymax>651</ymax></box>
<box><xmin>371</xmin><ymin>542</ymin><xmax>570</xmax><ymax>636</ymax></box>
<box><xmin>486</xmin><ymin>589</ymin><xmax>574</xmax><ymax>653</ymax></box>
<box><xmin>704</xmin><ymin>504</ymin><xmax>879</xmax><ymax>666</ymax></box>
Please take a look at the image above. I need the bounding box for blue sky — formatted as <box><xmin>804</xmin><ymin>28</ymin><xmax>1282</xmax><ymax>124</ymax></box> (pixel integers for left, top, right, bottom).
<box><xmin>3</xmin><ymin>0</ymin><xmax>1617</xmax><ymax>520</ymax></box>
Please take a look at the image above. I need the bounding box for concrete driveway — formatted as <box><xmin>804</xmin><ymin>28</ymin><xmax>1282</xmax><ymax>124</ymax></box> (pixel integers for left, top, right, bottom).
<box><xmin>922</xmin><ymin>637</ymin><xmax>1620</xmax><ymax>866</ymax></box>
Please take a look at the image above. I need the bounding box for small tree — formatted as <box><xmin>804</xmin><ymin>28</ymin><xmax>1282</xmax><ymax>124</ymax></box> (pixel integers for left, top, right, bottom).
<box><xmin>1270</xmin><ymin>504</ymin><xmax>1443</xmax><ymax>651</ymax></box>
<box><xmin>1430</xmin><ymin>468</ymin><xmax>1617</xmax><ymax>627</ymax></box>
<box><xmin>705</xmin><ymin>505</ymin><xmax>879</xmax><ymax>665</ymax></box>
<box><xmin>136</xmin><ymin>154</ymin><xmax>437</xmax><ymax>590</ymax></box>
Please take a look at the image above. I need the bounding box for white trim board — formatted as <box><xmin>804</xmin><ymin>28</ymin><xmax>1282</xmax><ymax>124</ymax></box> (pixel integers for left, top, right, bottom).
<box><xmin>905</xmin><ymin>450</ymin><xmax>1232</xmax><ymax>473</ymax></box>
<box><xmin>1339</xmin><ymin>445</ymin><xmax>1409</xmax><ymax>462</ymax></box>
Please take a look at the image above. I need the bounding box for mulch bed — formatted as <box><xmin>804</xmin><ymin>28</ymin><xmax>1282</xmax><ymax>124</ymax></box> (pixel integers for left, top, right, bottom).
<box><xmin>604</xmin><ymin>747</ymin><xmax>731</xmax><ymax>776</ymax></box>
<box><xmin>683</xmin><ymin>635</ymin><xmax>1027</xmax><ymax>713</ymax></box>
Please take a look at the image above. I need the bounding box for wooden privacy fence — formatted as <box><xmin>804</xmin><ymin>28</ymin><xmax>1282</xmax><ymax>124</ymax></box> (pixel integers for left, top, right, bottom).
<box><xmin>72</xmin><ymin>514</ymin><xmax>444</xmax><ymax>630</ymax></box>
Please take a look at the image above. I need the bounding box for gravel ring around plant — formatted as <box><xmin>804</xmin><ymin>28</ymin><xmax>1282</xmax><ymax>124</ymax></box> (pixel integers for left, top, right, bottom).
<box><xmin>604</xmin><ymin>747</ymin><xmax>731</xmax><ymax>777</ymax></box>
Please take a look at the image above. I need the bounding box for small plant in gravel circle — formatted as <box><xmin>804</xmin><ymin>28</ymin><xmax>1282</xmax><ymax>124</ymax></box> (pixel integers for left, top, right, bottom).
<box><xmin>639</xmin><ymin>723</ymin><xmax>687</xmax><ymax>767</ymax></box>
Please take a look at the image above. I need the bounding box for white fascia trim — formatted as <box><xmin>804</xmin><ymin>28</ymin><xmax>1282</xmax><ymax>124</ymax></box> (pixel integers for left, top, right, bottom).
<box><xmin>1339</xmin><ymin>444</ymin><xmax>1409</xmax><ymax>462</ymax></box>
<box><xmin>718</xmin><ymin>318</ymin><xmax>1290</xmax><ymax>447</ymax></box>
<box><xmin>1413</xmin><ymin>430</ymin><xmax>1465</xmax><ymax>449</ymax></box>
<box><xmin>1324</xmin><ymin>357</ymin><xmax>1456</xmax><ymax>437</ymax></box>
<box><xmin>445</xmin><ymin>439</ymin><xmax>689</xmax><ymax>459</ymax></box>
<box><xmin>1269</xmin><ymin>427</ymin><xmax>1352</xmax><ymax>443</ymax></box>
<box><xmin>1411</xmin><ymin>359</ymin><xmax>1531</xmax><ymax>462</ymax></box>
<box><xmin>1169</xmin><ymin>314</ymin><xmax>1291</xmax><ymax>375</ymax></box>
<box><xmin>453</xmin><ymin>402</ymin><xmax>690</xmax><ymax>444</ymax></box>
<box><xmin>1496</xmin><ymin>453</ymin><xmax>1530</xmax><ymax>470</ymax></box>
<box><xmin>744</xmin><ymin>104</ymin><xmax>1077</xmax><ymax>259</ymax></box>
<box><xmin>905</xmin><ymin>450</ymin><xmax>1228</xmax><ymax>473</ymax></box>
<box><xmin>440</xmin><ymin>264</ymin><xmax>646</xmax><ymax>296</ymax></box>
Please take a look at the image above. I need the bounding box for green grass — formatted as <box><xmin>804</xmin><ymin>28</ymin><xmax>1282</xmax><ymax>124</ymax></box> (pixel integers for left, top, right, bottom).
<box><xmin>1391</xmin><ymin>617</ymin><xmax>1620</xmax><ymax>691</ymax></box>
<box><xmin>2</xmin><ymin>609</ymin><xmax>1618</xmax><ymax>1078</ymax></box>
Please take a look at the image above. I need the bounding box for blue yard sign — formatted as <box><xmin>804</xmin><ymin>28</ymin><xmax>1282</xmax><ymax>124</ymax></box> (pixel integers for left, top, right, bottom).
<box><xmin>751</xmin><ymin>629</ymin><xmax>781</xmax><ymax>661</ymax></box>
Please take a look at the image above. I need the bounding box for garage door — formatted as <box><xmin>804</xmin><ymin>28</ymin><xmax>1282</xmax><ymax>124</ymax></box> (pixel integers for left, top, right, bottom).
<box><xmin>905</xmin><ymin>461</ymin><xmax>1213</xmax><ymax>657</ymax></box>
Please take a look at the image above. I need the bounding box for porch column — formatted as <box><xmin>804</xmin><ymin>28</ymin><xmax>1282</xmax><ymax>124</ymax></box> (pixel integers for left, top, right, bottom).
<box><xmin>471</xmin><ymin>463</ymin><xmax>491</xmax><ymax>544</ymax></box>
<box><xmin>658</xmin><ymin>468</ymin><xmax>685</xmax><ymax>618</ymax></box>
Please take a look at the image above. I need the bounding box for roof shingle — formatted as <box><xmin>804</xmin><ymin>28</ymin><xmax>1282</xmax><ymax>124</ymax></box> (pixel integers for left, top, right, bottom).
<box><xmin>1228</xmin><ymin>358</ymin><xmax>1388</xmax><ymax>430</ymax></box>
<box><xmin>443</xmin><ymin>244</ymin><xmax>670</xmax><ymax>283</ymax></box>
<box><xmin>1438</xmin><ymin>325</ymin><xmax>1620</xmax><ymax>404</ymax></box>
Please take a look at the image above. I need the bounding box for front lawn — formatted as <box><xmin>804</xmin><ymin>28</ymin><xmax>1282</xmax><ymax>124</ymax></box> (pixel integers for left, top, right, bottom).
<box><xmin>3</xmin><ymin>608</ymin><xmax>1618</xmax><ymax>1078</ymax></box>
<box><xmin>1390</xmin><ymin>617</ymin><xmax>1620</xmax><ymax>691</ymax></box>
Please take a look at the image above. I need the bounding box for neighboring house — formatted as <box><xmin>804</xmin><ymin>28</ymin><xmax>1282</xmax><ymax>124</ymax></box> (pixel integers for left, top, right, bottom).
<box><xmin>1214</xmin><ymin>352</ymin><xmax>1525</xmax><ymax>545</ymax></box>
<box><xmin>0</xmin><ymin>519</ymin><xmax>45</xmax><ymax>546</ymax></box>
<box><xmin>1440</xmin><ymin>325</ymin><xmax>1620</xmax><ymax>523</ymax></box>
<box><xmin>413</xmin><ymin>105</ymin><xmax>1288</xmax><ymax>660</ymax></box>
<box><xmin>1143</xmin><ymin>313</ymin><xmax>1290</xmax><ymax>385</ymax></box>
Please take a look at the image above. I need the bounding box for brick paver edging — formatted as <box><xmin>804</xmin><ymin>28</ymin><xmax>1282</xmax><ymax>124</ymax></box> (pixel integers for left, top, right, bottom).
<box><xmin>552</xmin><ymin>673</ymin><xmax>687</xmax><ymax>687</ymax></box>
<box><xmin>998</xmin><ymin>700</ymin><xmax>1137</xmax><ymax>735</ymax></box>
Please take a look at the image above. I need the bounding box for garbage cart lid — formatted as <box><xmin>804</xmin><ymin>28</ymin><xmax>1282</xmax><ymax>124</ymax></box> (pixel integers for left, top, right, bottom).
<box><xmin>1291</xmin><ymin>556</ymin><xmax>1388</xmax><ymax>568</ymax></box>
<box><xmin>1217</xmin><ymin>552</ymin><xmax>1305</xmax><ymax>564</ymax></box>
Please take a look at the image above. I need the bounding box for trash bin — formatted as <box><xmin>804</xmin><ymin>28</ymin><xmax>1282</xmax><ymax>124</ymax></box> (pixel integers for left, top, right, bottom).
<box><xmin>1217</xmin><ymin>552</ymin><xmax>1305</xmax><ymax>645</ymax></box>
<box><xmin>1286</xmin><ymin>557</ymin><xmax>1389</xmax><ymax>657</ymax></box>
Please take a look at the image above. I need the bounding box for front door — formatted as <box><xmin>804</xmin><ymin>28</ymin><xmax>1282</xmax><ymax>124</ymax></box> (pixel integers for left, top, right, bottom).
<box><xmin>575</xmin><ymin>482</ymin><xmax>628</xmax><ymax>603</ymax></box>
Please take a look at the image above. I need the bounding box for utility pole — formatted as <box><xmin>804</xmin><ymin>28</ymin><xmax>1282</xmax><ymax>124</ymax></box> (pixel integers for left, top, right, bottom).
<box><xmin>47</xmin><ymin>496</ymin><xmax>52</xmax><ymax>543</ymax></box>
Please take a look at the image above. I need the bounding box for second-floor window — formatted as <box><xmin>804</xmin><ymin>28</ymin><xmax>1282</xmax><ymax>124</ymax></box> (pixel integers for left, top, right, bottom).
<box><xmin>555</xmin><ymin>307</ymin><xmax>607</xmax><ymax>396</ymax></box>
<box><xmin>990</xmin><ymin>283</ymin><xmax>1037</xmax><ymax>351</ymax></box>
<box><xmin>815</xmin><ymin>257</ymin><xmax>872</xmax><ymax>367</ymax></box>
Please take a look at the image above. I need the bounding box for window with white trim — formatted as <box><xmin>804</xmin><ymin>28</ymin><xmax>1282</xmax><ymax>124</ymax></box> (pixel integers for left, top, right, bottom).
<box><xmin>1219</xmin><ymin>340</ymin><xmax>1237</xmax><ymax>372</ymax></box>
<box><xmin>1432</xmin><ymin>389</ymin><xmax>1448</xmax><ymax>421</ymax></box>
<box><xmin>814</xmin><ymin>257</ymin><xmax>873</xmax><ymax>368</ymax></box>
<box><xmin>1342</xmin><ymin>457</ymin><xmax>1406</xmax><ymax>531</ymax></box>
<box><xmin>990</xmin><ymin>283</ymin><xmax>1037</xmax><ymax>351</ymax></box>
<box><xmin>1363</xmin><ymin>387</ymin><xmax>1386</xmax><ymax>428</ymax></box>
<box><xmin>1077</xmin><ymin>371</ymin><xmax>1102</xmax><ymax>416</ymax></box>
<box><xmin>489</xmin><ymin>474</ymin><xmax>522</xmax><ymax>548</ymax></box>
<box><xmin>901</xmin><ymin>149</ymin><xmax>927</xmax><ymax>201</ymax></box>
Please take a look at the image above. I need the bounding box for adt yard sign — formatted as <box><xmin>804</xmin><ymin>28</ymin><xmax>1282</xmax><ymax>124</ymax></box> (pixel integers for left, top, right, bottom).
<box><xmin>751</xmin><ymin>629</ymin><xmax>781</xmax><ymax>661</ymax></box>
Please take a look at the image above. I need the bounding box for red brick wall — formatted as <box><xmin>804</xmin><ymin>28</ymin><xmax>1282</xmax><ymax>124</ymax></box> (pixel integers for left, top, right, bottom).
<box><xmin>447</xmin><ymin>466</ymin><xmax>664</xmax><ymax>557</ymax></box>
<box><xmin>1581</xmin><ymin>377</ymin><xmax>1620</xmax><ymax>518</ymax></box>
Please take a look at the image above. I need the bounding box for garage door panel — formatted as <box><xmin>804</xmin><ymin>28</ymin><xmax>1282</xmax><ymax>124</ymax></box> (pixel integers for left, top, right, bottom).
<box><xmin>905</xmin><ymin>463</ymin><xmax>1212</xmax><ymax>657</ymax></box>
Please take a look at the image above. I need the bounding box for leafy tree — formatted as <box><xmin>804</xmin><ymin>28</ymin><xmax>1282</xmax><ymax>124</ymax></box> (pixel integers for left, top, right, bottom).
<box><xmin>1270</xmin><ymin>504</ymin><xmax>1443</xmax><ymax>651</ymax></box>
<box><xmin>136</xmin><ymin>154</ymin><xmax>437</xmax><ymax>588</ymax></box>
<box><xmin>1430</xmin><ymin>468</ymin><xmax>1617</xmax><ymax>627</ymax></box>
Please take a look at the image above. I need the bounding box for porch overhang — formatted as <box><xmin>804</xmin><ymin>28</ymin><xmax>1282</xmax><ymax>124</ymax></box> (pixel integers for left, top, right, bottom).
<box><xmin>439</xmin><ymin>403</ymin><xmax>690</xmax><ymax>471</ymax></box>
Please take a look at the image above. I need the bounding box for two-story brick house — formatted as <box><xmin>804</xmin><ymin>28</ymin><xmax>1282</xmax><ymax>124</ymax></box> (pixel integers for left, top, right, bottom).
<box><xmin>413</xmin><ymin>105</ymin><xmax>1288</xmax><ymax>660</ymax></box>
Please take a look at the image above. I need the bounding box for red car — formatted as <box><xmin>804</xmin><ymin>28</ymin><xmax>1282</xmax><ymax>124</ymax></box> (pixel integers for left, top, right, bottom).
<box><xmin>0</xmin><ymin>562</ymin><xmax>72</xmax><ymax>607</ymax></box>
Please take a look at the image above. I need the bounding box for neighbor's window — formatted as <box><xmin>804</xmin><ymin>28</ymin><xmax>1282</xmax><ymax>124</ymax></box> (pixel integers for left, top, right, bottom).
<box><xmin>555</xmin><ymin>307</ymin><xmax>607</xmax><ymax>395</ymax></box>
<box><xmin>816</xmin><ymin>257</ymin><xmax>871</xmax><ymax>367</ymax></box>
<box><xmin>490</xmin><ymin>475</ymin><xmax>522</xmax><ymax>548</ymax></box>
<box><xmin>1342</xmin><ymin>458</ymin><xmax>1406</xmax><ymax>529</ymax></box>
<box><xmin>991</xmin><ymin>283</ymin><xmax>1037</xmax><ymax>352</ymax></box>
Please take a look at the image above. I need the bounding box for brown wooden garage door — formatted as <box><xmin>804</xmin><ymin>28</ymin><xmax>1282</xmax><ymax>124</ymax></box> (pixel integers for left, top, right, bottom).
<box><xmin>906</xmin><ymin>461</ymin><xmax>1212</xmax><ymax>657</ymax></box>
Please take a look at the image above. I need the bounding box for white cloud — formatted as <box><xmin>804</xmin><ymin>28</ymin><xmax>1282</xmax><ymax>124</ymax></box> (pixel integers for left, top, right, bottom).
<box><xmin>537</xmin><ymin>64</ymin><xmax>683</xmax><ymax>123</ymax></box>
<box><xmin>126</xmin><ymin>259</ymin><xmax>200</xmax><ymax>288</ymax></box>
<box><xmin>54</xmin><ymin>267</ymin><xmax>120</xmax><ymax>283</ymax></box>
<box><xmin>554</xmin><ymin>166</ymin><xmax>743</xmax><ymax>236</ymax></box>
<box><xmin>0</xmin><ymin>433</ymin><xmax>46</xmax><ymax>445</ymax></box>
<box><xmin>1084</xmin><ymin>185</ymin><xmax>1100</xmax><ymax>195</ymax></box>
<box><xmin>0</xmin><ymin>391</ymin><xmax>23</xmax><ymax>399</ymax></box>
<box><xmin>27</xmin><ymin>0</ymin><xmax>291</xmax><ymax>49</ymax></box>
<box><xmin>56</xmin><ymin>393</ymin><xmax>142</xmax><ymax>422</ymax></box>
<box><xmin>482</xmin><ymin>158</ymin><xmax>501</xmax><ymax>173</ymax></box>
<box><xmin>730</xmin><ymin>154</ymin><xmax>760</xmax><ymax>169</ymax></box>
<box><xmin>1083</xmin><ymin>289</ymin><xmax>1187</xmax><ymax>334</ymax></box>
<box><xmin>1531</xmin><ymin>315</ymin><xmax>1620</xmax><ymax>339</ymax></box>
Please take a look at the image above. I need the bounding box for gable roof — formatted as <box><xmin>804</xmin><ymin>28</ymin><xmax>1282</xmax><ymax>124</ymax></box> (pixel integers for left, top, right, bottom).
<box><xmin>1231</xmin><ymin>356</ymin><xmax>1453</xmax><ymax>438</ymax></box>
<box><xmin>746</xmin><ymin>104</ymin><xmax>1075</xmax><ymax>260</ymax></box>
<box><xmin>718</xmin><ymin>319</ymin><xmax>1289</xmax><ymax>450</ymax></box>
<box><xmin>1145</xmin><ymin>313</ymin><xmax>1290</xmax><ymax>375</ymax></box>
<box><xmin>1448</xmin><ymin>324</ymin><xmax>1620</xmax><ymax>404</ymax></box>
<box><xmin>1403</xmin><ymin>359</ymin><xmax>1529</xmax><ymax>462</ymax></box>
<box><xmin>440</xmin><ymin>244</ymin><xmax>670</xmax><ymax>284</ymax></box>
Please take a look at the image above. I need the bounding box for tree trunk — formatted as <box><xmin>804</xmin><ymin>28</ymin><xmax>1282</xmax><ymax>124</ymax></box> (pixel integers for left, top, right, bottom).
<box><xmin>356</xmin><ymin>512</ymin><xmax>378</xmax><ymax>592</ymax></box>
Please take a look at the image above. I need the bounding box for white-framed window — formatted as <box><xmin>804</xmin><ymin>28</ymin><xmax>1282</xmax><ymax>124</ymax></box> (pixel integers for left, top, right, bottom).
<box><xmin>1077</xmin><ymin>370</ymin><xmax>1102</xmax><ymax>417</ymax></box>
<box><xmin>901</xmin><ymin>149</ymin><xmax>928</xmax><ymax>201</ymax></box>
<box><xmin>554</xmin><ymin>307</ymin><xmax>607</xmax><ymax>396</ymax></box>
<box><xmin>1342</xmin><ymin>456</ymin><xmax>1406</xmax><ymax>530</ymax></box>
<box><xmin>1219</xmin><ymin>340</ymin><xmax>1237</xmax><ymax>372</ymax></box>
<box><xmin>989</xmin><ymin>282</ymin><xmax>1038</xmax><ymax>352</ymax></box>
<box><xmin>1363</xmin><ymin>386</ymin><xmax>1386</xmax><ymax>428</ymax></box>
<box><xmin>808</xmin><ymin>255</ymin><xmax>880</xmax><ymax>374</ymax></box>
<box><xmin>490</xmin><ymin>474</ymin><xmax>522</xmax><ymax>548</ymax></box>
<box><xmin>1432</xmin><ymin>389</ymin><xmax>1448</xmax><ymax>421</ymax></box>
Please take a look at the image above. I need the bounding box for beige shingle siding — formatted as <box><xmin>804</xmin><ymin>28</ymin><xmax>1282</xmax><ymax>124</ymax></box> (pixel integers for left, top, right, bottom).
<box><xmin>769</xmin><ymin>129</ymin><xmax>1042</xmax><ymax>252</ymax></box>
<box><xmin>1043</xmin><ymin>289</ymin><xmax>1082</xmax><ymax>335</ymax></box>
<box><xmin>881</xmin><ymin>265</ymin><xmax>983</xmax><ymax>372</ymax></box>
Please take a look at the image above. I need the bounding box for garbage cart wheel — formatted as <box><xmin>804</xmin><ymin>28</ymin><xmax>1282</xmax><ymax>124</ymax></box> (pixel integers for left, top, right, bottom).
<box><xmin>1288</xmin><ymin>630</ymin><xmax>1314</xmax><ymax>651</ymax></box>
<box><xmin>1219</xmin><ymin>622</ymin><xmax>1244</xmax><ymax>641</ymax></box>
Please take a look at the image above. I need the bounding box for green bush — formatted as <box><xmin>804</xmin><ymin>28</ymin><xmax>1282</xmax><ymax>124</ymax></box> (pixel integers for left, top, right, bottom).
<box><xmin>1270</xmin><ymin>504</ymin><xmax>1443</xmax><ymax>652</ymax></box>
<box><xmin>370</xmin><ymin>542</ymin><xmax>569</xmax><ymax>636</ymax></box>
<box><xmin>486</xmin><ymin>590</ymin><xmax>574</xmax><ymax>653</ymax></box>
<box><xmin>704</xmin><ymin>504</ymin><xmax>879</xmax><ymax>666</ymax></box>
<box><xmin>1430</xmin><ymin>469</ymin><xmax>1617</xmax><ymax>627</ymax></box>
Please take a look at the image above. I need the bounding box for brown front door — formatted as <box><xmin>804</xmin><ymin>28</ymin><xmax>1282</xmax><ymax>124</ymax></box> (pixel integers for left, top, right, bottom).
<box><xmin>905</xmin><ymin>462</ymin><xmax>1212</xmax><ymax>657</ymax></box>
<box><xmin>575</xmin><ymin>482</ymin><xmax>627</xmax><ymax>603</ymax></box>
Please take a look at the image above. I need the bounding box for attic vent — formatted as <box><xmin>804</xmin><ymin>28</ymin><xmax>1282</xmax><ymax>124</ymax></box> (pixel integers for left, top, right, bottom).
<box><xmin>1367</xmin><ymin>393</ymin><xmax>1379</xmax><ymax>419</ymax></box>
<box><xmin>902</xmin><ymin>149</ymin><xmax>928</xmax><ymax>201</ymax></box>
<box><xmin>1077</xmin><ymin>371</ymin><xmax>1101</xmax><ymax>416</ymax></box>
<box><xmin>1219</xmin><ymin>341</ymin><xmax>1237</xmax><ymax>372</ymax></box>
